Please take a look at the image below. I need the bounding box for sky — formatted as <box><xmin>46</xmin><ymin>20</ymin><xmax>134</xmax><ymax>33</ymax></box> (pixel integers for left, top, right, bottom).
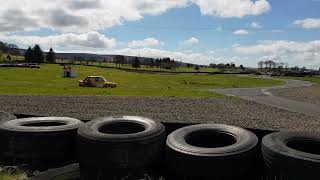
<box><xmin>0</xmin><ymin>0</ymin><xmax>320</xmax><ymax>69</ymax></box>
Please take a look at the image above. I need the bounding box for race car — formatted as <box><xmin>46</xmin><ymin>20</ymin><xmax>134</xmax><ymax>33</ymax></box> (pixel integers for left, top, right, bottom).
<box><xmin>79</xmin><ymin>76</ymin><xmax>117</xmax><ymax>88</ymax></box>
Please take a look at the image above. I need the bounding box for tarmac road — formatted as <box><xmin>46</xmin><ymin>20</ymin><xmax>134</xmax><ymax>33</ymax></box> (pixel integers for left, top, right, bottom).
<box><xmin>211</xmin><ymin>76</ymin><xmax>320</xmax><ymax>117</ymax></box>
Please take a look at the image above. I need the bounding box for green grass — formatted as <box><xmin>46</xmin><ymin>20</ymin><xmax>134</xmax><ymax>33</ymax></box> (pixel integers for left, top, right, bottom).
<box><xmin>71</xmin><ymin>61</ymin><xmax>221</xmax><ymax>73</ymax></box>
<box><xmin>0</xmin><ymin>64</ymin><xmax>283</xmax><ymax>97</ymax></box>
<box><xmin>0</xmin><ymin>168</ymin><xmax>27</xmax><ymax>180</ymax></box>
<box><xmin>0</xmin><ymin>54</ymin><xmax>25</xmax><ymax>62</ymax></box>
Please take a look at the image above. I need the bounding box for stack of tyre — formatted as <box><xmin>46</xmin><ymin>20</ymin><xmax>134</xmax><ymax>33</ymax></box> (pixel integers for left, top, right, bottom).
<box><xmin>1</xmin><ymin>112</ymin><xmax>320</xmax><ymax>180</ymax></box>
<box><xmin>261</xmin><ymin>132</ymin><xmax>320</xmax><ymax>180</ymax></box>
<box><xmin>77</xmin><ymin>116</ymin><xmax>166</xmax><ymax>180</ymax></box>
<box><xmin>0</xmin><ymin>115</ymin><xmax>84</xmax><ymax>171</ymax></box>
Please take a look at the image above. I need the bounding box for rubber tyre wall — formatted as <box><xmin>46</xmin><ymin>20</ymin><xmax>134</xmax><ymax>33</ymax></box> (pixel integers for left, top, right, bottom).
<box><xmin>166</xmin><ymin>124</ymin><xmax>259</xmax><ymax>180</ymax></box>
<box><xmin>0</xmin><ymin>111</ymin><xmax>17</xmax><ymax>125</ymax></box>
<box><xmin>262</xmin><ymin>132</ymin><xmax>320</xmax><ymax>180</ymax></box>
<box><xmin>0</xmin><ymin>117</ymin><xmax>83</xmax><ymax>171</ymax></box>
<box><xmin>77</xmin><ymin>116</ymin><xmax>166</xmax><ymax>180</ymax></box>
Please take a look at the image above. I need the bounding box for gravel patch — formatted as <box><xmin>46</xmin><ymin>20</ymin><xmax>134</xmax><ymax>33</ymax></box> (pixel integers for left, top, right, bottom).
<box><xmin>270</xmin><ymin>85</ymin><xmax>320</xmax><ymax>106</ymax></box>
<box><xmin>0</xmin><ymin>95</ymin><xmax>320</xmax><ymax>132</ymax></box>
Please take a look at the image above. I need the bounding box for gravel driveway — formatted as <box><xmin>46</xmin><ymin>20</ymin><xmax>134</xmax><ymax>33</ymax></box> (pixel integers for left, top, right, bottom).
<box><xmin>1</xmin><ymin>95</ymin><xmax>320</xmax><ymax>132</ymax></box>
<box><xmin>270</xmin><ymin>85</ymin><xmax>320</xmax><ymax>106</ymax></box>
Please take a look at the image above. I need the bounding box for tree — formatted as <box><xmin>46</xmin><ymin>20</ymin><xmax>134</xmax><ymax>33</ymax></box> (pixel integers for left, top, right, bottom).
<box><xmin>132</xmin><ymin>57</ymin><xmax>140</xmax><ymax>68</ymax></box>
<box><xmin>258</xmin><ymin>61</ymin><xmax>264</xmax><ymax>69</ymax></box>
<box><xmin>6</xmin><ymin>54</ymin><xmax>12</xmax><ymax>61</ymax></box>
<box><xmin>46</xmin><ymin>47</ymin><xmax>56</xmax><ymax>63</ymax></box>
<box><xmin>24</xmin><ymin>46</ymin><xmax>34</xmax><ymax>62</ymax></box>
<box><xmin>155</xmin><ymin>59</ymin><xmax>161</xmax><ymax>68</ymax></box>
<box><xmin>0</xmin><ymin>41</ymin><xmax>20</xmax><ymax>55</ymax></box>
<box><xmin>150</xmin><ymin>59</ymin><xmax>155</xmax><ymax>68</ymax></box>
<box><xmin>33</xmin><ymin>44</ymin><xmax>44</xmax><ymax>63</ymax></box>
<box><xmin>195</xmin><ymin>65</ymin><xmax>200</xmax><ymax>71</ymax></box>
<box><xmin>114</xmin><ymin>55</ymin><xmax>124</xmax><ymax>68</ymax></box>
<box><xmin>0</xmin><ymin>51</ymin><xmax>3</xmax><ymax>62</ymax></box>
<box><xmin>209</xmin><ymin>63</ymin><xmax>216</xmax><ymax>68</ymax></box>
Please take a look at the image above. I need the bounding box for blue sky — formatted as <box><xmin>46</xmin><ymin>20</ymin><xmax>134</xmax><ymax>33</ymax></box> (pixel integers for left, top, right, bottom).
<box><xmin>0</xmin><ymin>0</ymin><xmax>320</xmax><ymax>68</ymax></box>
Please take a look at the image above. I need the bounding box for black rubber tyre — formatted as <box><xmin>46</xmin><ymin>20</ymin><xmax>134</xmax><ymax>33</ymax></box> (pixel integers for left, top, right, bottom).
<box><xmin>166</xmin><ymin>124</ymin><xmax>259</xmax><ymax>179</ymax></box>
<box><xmin>262</xmin><ymin>132</ymin><xmax>320</xmax><ymax>180</ymax></box>
<box><xmin>0</xmin><ymin>111</ymin><xmax>17</xmax><ymax>125</ymax></box>
<box><xmin>0</xmin><ymin>117</ymin><xmax>83</xmax><ymax>171</ymax></box>
<box><xmin>32</xmin><ymin>163</ymin><xmax>80</xmax><ymax>180</ymax></box>
<box><xmin>77</xmin><ymin>116</ymin><xmax>166</xmax><ymax>180</ymax></box>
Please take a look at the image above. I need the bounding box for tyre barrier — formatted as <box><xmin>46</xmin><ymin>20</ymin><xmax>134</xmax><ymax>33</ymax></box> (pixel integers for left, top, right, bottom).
<box><xmin>166</xmin><ymin>124</ymin><xmax>259</xmax><ymax>180</ymax></box>
<box><xmin>77</xmin><ymin>116</ymin><xmax>166</xmax><ymax>180</ymax></box>
<box><xmin>1</xmin><ymin>114</ymin><xmax>319</xmax><ymax>180</ymax></box>
<box><xmin>0</xmin><ymin>111</ymin><xmax>17</xmax><ymax>125</ymax></box>
<box><xmin>0</xmin><ymin>117</ymin><xmax>84</xmax><ymax>171</ymax></box>
<box><xmin>262</xmin><ymin>131</ymin><xmax>320</xmax><ymax>180</ymax></box>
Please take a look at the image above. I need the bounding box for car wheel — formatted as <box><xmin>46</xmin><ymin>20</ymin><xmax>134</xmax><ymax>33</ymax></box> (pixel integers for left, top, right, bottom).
<box><xmin>77</xmin><ymin>116</ymin><xmax>166</xmax><ymax>180</ymax></box>
<box><xmin>262</xmin><ymin>132</ymin><xmax>320</xmax><ymax>180</ymax></box>
<box><xmin>0</xmin><ymin>111</ymin><xmax>17</xmax><ymax>125</ymax></box>
<box><xmin>166</xmin><ymin>124</ymin><xmax>259</xmax><ymax>179</ymax></box>
<box><xmin>0</xmin><ymin>117</ymin><xmax>84</xmax><ymax>171</ymax></box>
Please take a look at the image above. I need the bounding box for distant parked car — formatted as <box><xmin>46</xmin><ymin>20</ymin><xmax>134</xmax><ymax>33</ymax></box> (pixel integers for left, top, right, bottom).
<box><xmin>79</xmin><ymin>76</ymin><xmax>117</xmax><ymax>88</ymax></box>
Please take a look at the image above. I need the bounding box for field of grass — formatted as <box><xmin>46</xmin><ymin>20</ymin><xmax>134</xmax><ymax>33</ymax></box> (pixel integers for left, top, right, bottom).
<box><xmin>0</xmin><ymin>53</ymin><xmax>25</xmax><ymax>62</ymax></box>
<box><xmin>0</xmin><ymin>168</ymin><xmax>27</xmax><ymax>180</ymax></box>
<box><xmin>70</xmin><ymin>61</ymin><xmax>221</xmax><ymax>73</ymax></box>
<box><xmin>0</xmin><ymin>64</ymin><xmax>283</xmax><ymax>97</ymax></box>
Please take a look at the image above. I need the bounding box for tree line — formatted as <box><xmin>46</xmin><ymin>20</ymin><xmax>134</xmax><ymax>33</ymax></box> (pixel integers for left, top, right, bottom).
<box><xmin>0</xmin><ymin>41</ymin><xmax>20</xmax><ymax>55</ymax></box>
<box><xmin>209</xmin><ymin>63</ymin><xmax>245</xmax><ymax>70</ymax></box>
<box><xmin>24</xmin><ymin>45</ymin><xmax>56</xmax><ymax>63</ymax></box>
<box><xmin>257</xmin><ymin>60</ymin><xmax>310</xmax><ymax>72</ymax></box>
<box><xmin>257</xmin><ymin>60</ymin><xmax>289</xmax><ymax>69</ymax></box>
<box><xmin>113</xmin><ymin>55</ymin><xmax>179</xmax><ymax>69</ymax></box>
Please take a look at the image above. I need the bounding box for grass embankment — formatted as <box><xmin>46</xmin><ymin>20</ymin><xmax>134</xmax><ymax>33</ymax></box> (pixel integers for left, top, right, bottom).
<box><xmin>70</xmin><ymin>61</ymin><xmax>221</xmax><ymax>73</ymax></box>
<box><xmin>0</xmin><ymin>64</ymin><xmax>282</xmax><ymax>97</ymax></box>
<box><xmin>0</xmin><ymin>54</ymin><xmax>25</xmax><ymax>62</ymax></box>
<box><xmin>0</xmin><ymin>168</ymin><xmax>27</xmax><ymax>180</ymax></box>
<box><xmin>281</xmin><ymin>76</ymin><xmax>320</xmax><ymax>84</ymax></box>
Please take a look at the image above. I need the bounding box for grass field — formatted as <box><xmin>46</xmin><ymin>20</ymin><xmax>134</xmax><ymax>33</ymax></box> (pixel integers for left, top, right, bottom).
<box><xmin>71</xmin><ymin>61</ymin><xmax>221</xmax><ymax>73</ymax></box>
<box><xmin>0</xmin><ymin>168</ymin><xmax>27</xmax><ymax>180</ymax></box>
<box><xmin>0</xmin><ymin>53</ymin><xmax>25</xmax><ymax>62</ymax></box>
<box><xmin>0</xmin><ymin>64</ymin><xmax>283</xmax><ymax>97</ymax></box>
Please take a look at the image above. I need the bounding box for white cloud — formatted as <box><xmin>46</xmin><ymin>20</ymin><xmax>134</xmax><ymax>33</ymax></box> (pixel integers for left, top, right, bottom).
<box><xmin>293</xmin><ymin>18</ymin><xmax>320</xmax><ymax>29</ymax></box>
<box><xmin>0</xmin><ymin>0</ymin><xmax>189</xmax><ymax>33</ymax></box>
<box><xmin>233</xmin><ymin>40</ymin><xmax>320</xmax><ymax>68</ymax></box>
<box><xmin>0</xmin><ymin>0</ymin><xmax>271</xmax><ymax>33</ymax></box>
<box><xmin>180</xmin><ymin>37</ymin><xmax>200</xmax><ymax>46</ymax></box>
<box><xmin>0</xmin><ymin>31</ymin><xmax>116</xmax><ymax>49</ymax></box>
<box><xmin>233</xmin><ymin>40</ymin><xmax>320</xmax><ymax>55</ymax></box>
<box><xmin>111</xmin><ymin>48</ymin><xmax>237</xmax><ymax>65</ymax></box>
<box><xmin>233</xmin><ymin>29</ymin><xmax>249</xmax><ymax>35</ymax></box>
<box><xmin>271</xmin><ymin>30</ymin><xmax>285</xmax><ymax>33</ymax></box>
<box><xmin>215</xmin><ymin>26</ymin><xmax>223</xmax><ymax>31</ymax></box>
<box><xmin>232</xmin><ymin>43</ymin><xmax>240</xmax><ymax>48</ymax></box>
<box><xmin>128</xmin><ymin>38</ymin><xmax>164</xmax><ymax>48</ymax></box>
<box><xmin>250</xmin><ymin>22</ymin><xmax>261</xmax><ymax>28</ymax></box>
<box><xmin>192</xmin><ymin>0</ymin><xmax>271</xmax><ymax>18</ymax></box>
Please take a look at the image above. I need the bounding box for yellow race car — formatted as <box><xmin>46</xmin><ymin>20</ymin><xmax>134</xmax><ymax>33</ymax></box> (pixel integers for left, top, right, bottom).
<box><xmin>79</xmin><ymin>76</ymin><xmax>117</xmax><ymax>88</ymax></box>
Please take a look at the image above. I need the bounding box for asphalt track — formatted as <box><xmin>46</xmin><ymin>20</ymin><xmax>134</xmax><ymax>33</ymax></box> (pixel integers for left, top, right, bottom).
<box><xmin>212</xmin><ymin>76</ymin><xmax>320</xmax><ymax>117</ymax></box>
